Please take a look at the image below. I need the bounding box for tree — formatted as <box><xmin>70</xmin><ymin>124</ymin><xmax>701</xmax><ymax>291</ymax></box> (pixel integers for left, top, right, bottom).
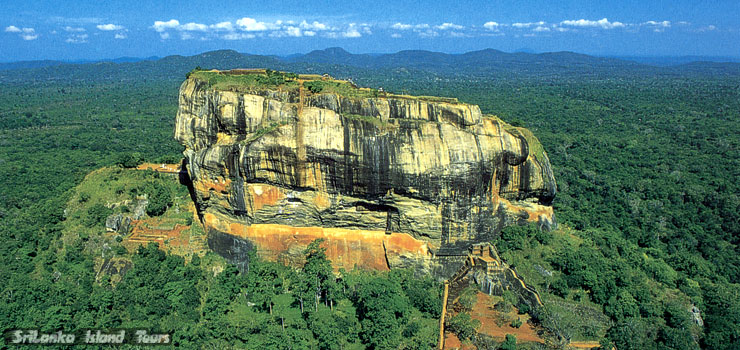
<box><xmin>84</xmin><ymin>203</ymin><xmax>112</xmax><ymax>227</ymax></box>
<box><xmin>144</xmin><ymin>182</ymin><xmax>172</xmax><ymax>216</ymax></box>
<box><xmin>308</xmin><ymin>305</ymin><xmax>359</xmax><ymax>350</ymax></box>
<box><xmin>301</xmin><ymin>239</ymin><xmax>334</xmax><ymax>311</ymax></box>
<box><xmin>356</xmin><ymin>276</ymin><xmax>411</xmax><ymax>349</ymax></box>
<box><xmin>245</xmin><ymin>260</ymin><xmax>285</xmax><ymax>314</ymax></box>
<box><xmin>272</xmin><ymin>293</ymin><xmax>303</xmax><ymax>332</ymax></box>
<box><xmin>510</xmin><ymin>318</ymin><xmax>523</xmax><ymax>328</ymax></box>
<box><xmin>606</xmin><ymin>317</ymin><xmax>659</xmax><ymax>350</ymax></box>
<box><xmin>203</xmin><ymin>264</ymin><xmax>241</xmax><ymax>321</ymax></box>
<box><xmin>446</xmin><ymin>312</ymin><xmax>480</xmax><ymax>341</ymax></box>
<box><xmin>516</xmin><ymin>302</ymin><xmax>530</xmax><ymax>315</ymax></box>
<box><xmin>604</xmin><ymin>290</ymin><xmax>639</xmax><ymax>321</ymax></box>
<box><xmin>501</xmin><ymin>334</ymin><xmax>517</xmax><ymax>350</ymax></box>
<box><xmin>394</xmin><ymin>269</ymin><xmax>442</xmax><ymax>317</ymax></box>
<box><xmin>116</xmin><ymin>152</ymin><xmax>142</xmax><ymax>168</ymax></box>
<box><xmin>457</xmin><ymin>287</ymin><xmax>478</xmax><ymax>312</ymax></box>
<box><xmin>495</xmin><ymin>300</ymin><xmax>513</xmax><ymax>313</ymax></box>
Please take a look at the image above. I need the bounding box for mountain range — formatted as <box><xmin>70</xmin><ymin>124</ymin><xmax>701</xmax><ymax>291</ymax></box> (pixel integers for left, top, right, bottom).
<box><xmin>1</xmin><ymin>47</ymin><xmax>739</xmax><ymax>83</ymax></box>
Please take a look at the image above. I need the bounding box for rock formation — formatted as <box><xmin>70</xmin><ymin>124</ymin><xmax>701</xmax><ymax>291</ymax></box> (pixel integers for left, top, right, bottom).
<box><xmin>175</xmin><ymin>70</ymin><xmax>556</xmax><ymax>277</ymax></box>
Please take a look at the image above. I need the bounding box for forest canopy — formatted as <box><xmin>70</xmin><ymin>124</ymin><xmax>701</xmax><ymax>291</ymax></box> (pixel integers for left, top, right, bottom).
<box><xmin>0</xmin><ymin>54</ymin><xmax>738</xmax><ymax>349</ymax></box>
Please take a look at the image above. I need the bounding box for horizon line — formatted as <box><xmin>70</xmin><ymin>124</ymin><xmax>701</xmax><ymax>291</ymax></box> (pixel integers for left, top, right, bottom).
<box><xmin>2</xmin><ymin>47</ymin><xmax>740</xmax><ymax>65</ymax></box>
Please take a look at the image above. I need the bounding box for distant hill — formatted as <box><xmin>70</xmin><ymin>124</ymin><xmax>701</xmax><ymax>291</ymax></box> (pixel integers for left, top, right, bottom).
<box><xmin>290</xmin><ymin>47</ymin><xmax>377</xmax><ymax>66</ymax></box>
<box><xmin>286</xmin><ymin>47</ymin><xmax>649</xmax><ymax>76</ymax></box>
<box><xmin>0</xmin><ymin>60</ymin><xmax>66</xmax><ymax>71</ymax></box>
<box><xmin>613</xmin><ymin>55</ymin><xmax>740</xmax><ymax>66</ymax></box>
<box><xmin>2</xmin><ymin>48</ymin><xmax>739</xmax><ymax>83</ymax></box>
<box><xmin>0</xmin><ymin>50</ymin><xmax>287</xmax><ymax>83</ymax></box>
<box><xmin>0</xmin><ymin>56</ymin><xmax>159</xmax><ymax>71</ymax></box>
<box><xmin>286</xmin><ymin>47</ymin><xmax>740</xmax><ymax>77</ymax></box>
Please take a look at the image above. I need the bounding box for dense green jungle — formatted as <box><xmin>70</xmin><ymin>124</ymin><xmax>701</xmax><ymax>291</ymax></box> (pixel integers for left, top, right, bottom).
<box><xmin>0</xmin><ymin>49</ymin><xmax>738</xmax><ymax>349</ymax></box>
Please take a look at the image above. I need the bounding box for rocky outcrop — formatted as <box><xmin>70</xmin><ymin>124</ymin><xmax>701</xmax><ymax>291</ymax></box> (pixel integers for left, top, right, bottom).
<box><xmin>175</xmin><ymin>71</ymin><xmax>556</xmax><ymax>277</ymax></box>
<box><xmin>105</xmin><ymin>198</ymin><xmax>148</xmax><ymax>233</ymax></box>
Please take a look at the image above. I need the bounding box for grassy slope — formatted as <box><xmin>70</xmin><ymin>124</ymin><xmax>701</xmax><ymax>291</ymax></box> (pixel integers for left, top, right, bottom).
<box><xmin>57</xmin><ymin>167</ymin><xmax>205</xmax><ymax>268</ymax></box>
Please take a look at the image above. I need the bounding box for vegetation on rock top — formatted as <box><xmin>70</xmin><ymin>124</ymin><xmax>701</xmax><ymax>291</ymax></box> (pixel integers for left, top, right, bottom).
<box><xmin>188</xmin><ymin>68</ymin><xmax>301</xmax><ymax>93</ymax></box>
<box><xmin>188</xmin><ymin>67</ymin><xmax>460</xmax><ymax>103</ymax></box>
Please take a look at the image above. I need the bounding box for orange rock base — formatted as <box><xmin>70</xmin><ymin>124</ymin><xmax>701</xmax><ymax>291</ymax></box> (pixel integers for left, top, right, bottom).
<box><xmin>203</xmin><ymin>212</ymin><xmax>432</xmax><ymax>271</ymax></box>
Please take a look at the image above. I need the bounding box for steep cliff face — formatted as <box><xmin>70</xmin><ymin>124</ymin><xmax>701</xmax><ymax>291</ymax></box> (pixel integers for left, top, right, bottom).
<box><xmin>175</xmin><ymin>71</ymin><xmax>556</xmax><ymax>276</ymax></box>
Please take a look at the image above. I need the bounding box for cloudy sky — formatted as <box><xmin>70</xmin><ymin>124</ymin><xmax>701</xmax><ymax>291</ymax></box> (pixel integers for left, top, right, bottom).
<box><xmin>1</xmin><ymin>0</ymin><xmax>738</xmax><ymax>61</ymax></box>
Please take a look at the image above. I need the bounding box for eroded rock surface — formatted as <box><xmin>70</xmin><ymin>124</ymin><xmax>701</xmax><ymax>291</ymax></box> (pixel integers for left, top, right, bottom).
<box><xmin>175</xmin><ymin>72</ymin><xmax>556</xmax><ymax>276</ymax></box>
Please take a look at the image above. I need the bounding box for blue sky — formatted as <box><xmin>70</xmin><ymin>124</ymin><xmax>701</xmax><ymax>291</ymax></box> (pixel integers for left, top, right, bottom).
<box><xmin>1</xmin><ymin>0</ymin><xmax>738</xmax><ymax>61</ymax></box>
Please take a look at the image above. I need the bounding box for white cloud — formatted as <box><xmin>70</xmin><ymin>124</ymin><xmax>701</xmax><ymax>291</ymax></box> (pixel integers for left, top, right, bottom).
<box><xmin>483</xmin><ymin>21</ymin><xmax>500</xmax><ymax>31</ymax></box>
<box><xmin>641</xmin><ymin>20</ymin><xmax>671</xmax><ymax>32</ymax></box>
<box><xmin>342</xmin><ymin>23</ymin><xmax>373</xmax><ymax>38</ymax></box>
<box><xmin>560</xmin><ymin>18</ymin><xmax>624</xmax><ymax>29</ymax></box>
<box><xmin>512</xmin><ymin>21</ymin><xmax>545</xmax><ymax>28</ymax></box>
<box><xmin>8</xmin><ymin>27</ymin><xmax>38</xmax><ymax>40</ymax></box>
<box><xmin>325</xmin><ymin>23</ymin><xmax>363</xmax><ymax>38</ymax></box>
<box><xmin>267</xmin><ymin>25</ymin><xmax>304</xmax><ymax>38</ymax></box>
<box><xmin>210</xmin><ymin>21</ymin><xmax>233</xmax><ymax>31</ymax></box>
<box><xmin>534</xmin><ymin>26</ymin><xmax>550</xmax><ymax>32</ymax></box>
<box><xmin>284</xmin><ymin>26</ymin><xmax>302</xmax><ymax>37</ymax></box>
<box><xmin>236</xmin><ymin>17</ymin><xmax>270</xmax><ymax>31</ymax></box>
<box><xmin>179</xmin><ymin>22</ymin><xmax>208</xmax><ymax>31</ymax></box>
<box><xmin>389</xmin><ymin>22</ymin><xmax>433</xmax><ymax>37</ymax></box>
<box><xmin>180</xmin><ymin>32</ymin><xmax>194</xmax><ymax>40</ymax></box>
<box><xmin>418</xmin><ymin>30</ymin><xmax>439</xmax><ymax>38</ymax></box>
<box><xmin>65</xmin><ymin>33</ymin><xmax>88</xmax><ymax>43</ymax></box>
<box><xmin>153</xmin><ymin>19</ymin><xmax>179</xmax><ymax>32</ymax></box>
<box><xmin>114</xmin><ymin>33</ymin><xmax>126</xmax><ymax>39</ymax></box>
<box><xmin>342</xmin><ymin>29</ymin><xmax>361</xmax><ymax>38</ymax></box>
<box><xmin>436</xmin><ymin>22</ymin><xmax>463</xmax><ymax>30</ymax></box>
<box><xmin>392</xmin><ymin>23</ymin><xmax>430</xmax><ymax>31</ymax></box>
<box><xmin>300</xmin><ymin>20</ymin><xmax>330</xmax><ymax>31</ymax></box>
<box><xmin>151</xmin><ymin>17</ymin><xmax>353</xmax><ymax>40</ymax></box>
<box><xmin>449</xmin><ymin>31</ymin><xmax>468</xmax><ymax>37</ymax></box>
<box><xmin>642</xmin><ymin>20</ymin><xmax>670</xmax><ymax>28</ymax></box>
<box><xmin>222</xmin><ymin>32</ymin><xmax>255</xmax><ymax>40</ymax></box>
<box><xmin>96</xmin><ymin>23</ymin><xmax>124</xmax><ymax>31</ymax></box>
<box><xmin>64</xmin><ymin>26</ymin><xmax>86</xmax><ymax>32</ymax></box>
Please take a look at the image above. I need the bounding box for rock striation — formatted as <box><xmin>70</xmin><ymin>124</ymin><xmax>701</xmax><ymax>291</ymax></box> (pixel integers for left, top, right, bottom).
<box><xmin>175</xmin><ymin>70</ymin><xmax>556</xmax><ymax>277</ymax></box>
